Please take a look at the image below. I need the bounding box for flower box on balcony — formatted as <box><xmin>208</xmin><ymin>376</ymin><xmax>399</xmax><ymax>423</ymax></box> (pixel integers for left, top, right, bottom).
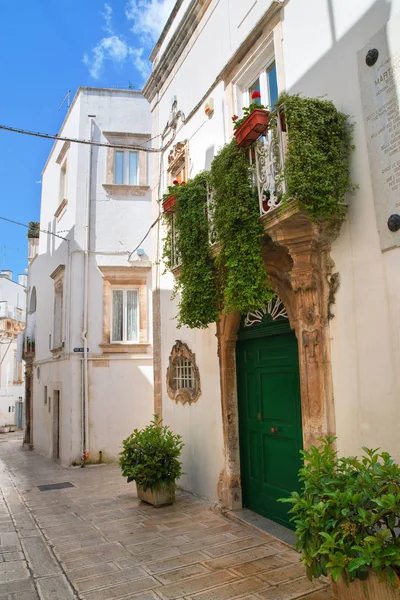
<box><xmin>162</xmin><ymin>194</ymin><xmax>176</xmax><ymax>213</ymax></box>
<box><xmin>234</xmin><ymin>109</ymin><xmax>270</xmax><ymax>148</ymax></box>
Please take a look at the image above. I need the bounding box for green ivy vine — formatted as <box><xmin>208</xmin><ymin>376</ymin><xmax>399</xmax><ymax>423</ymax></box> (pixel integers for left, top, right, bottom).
<box><xmin>275</xmin><ymin>93</ymin><xmax>356</xmax><ymax>220</ymax></box>
<box><xmin>162</xmin><ymin>173</ymin><xmax>220</xmax><ymax>329</ymax></box>
<box><xmin>162</xmin><ymin>93</ymin><xmax>356</xmax><ymax>329</ymax></box>
<box><xmin>210</xmin><ymin>139</ymin><xmax>274</xmax><ymax>314</ymax></box>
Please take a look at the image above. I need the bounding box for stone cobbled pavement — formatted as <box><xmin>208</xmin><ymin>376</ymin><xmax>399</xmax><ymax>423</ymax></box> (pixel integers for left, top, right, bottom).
<box><xmin>0</xmin><ymin>433</ymin><xmax>332</xmax><ymax>600</ymax></box>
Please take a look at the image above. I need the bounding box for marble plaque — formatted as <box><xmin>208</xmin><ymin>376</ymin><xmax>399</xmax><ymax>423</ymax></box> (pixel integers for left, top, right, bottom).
<box><xmin>358</xmin><ymin>14</ymin><xmax>400</xmax><ymax>251</ymax></box>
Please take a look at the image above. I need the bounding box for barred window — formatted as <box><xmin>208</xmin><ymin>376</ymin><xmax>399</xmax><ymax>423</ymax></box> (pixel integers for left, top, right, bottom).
<box><xmin>167</xmin><ymin>341</ymin><xmax>201</xmax><ymax>405</ymax></box>
<box><xmin>173</xmin><ymin>358</ymin><xmax>194</xmax><ymax>389</ymax></box>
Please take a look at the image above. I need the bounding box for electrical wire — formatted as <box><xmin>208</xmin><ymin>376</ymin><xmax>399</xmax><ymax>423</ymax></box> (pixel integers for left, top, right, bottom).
<box><xmin>128</xmin><ymin>216</ymin><xmax>161</xmax><ymax>260</ymax></box>
<box><xmin>0</xmin><ymin>216</ymin><xmax>69</xmax><ymax>242</ymax></box>
<box><xmin>0</xmin><ymin>124</ymin><xmax>160</xmax><ymax>153</ymax></box>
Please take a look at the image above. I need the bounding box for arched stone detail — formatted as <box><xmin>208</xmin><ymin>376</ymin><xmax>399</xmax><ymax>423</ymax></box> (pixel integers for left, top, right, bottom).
<box><xmin>216</xmin><ymin>201</ymin><xmax>337</xmax><ymax>509</ymax></box>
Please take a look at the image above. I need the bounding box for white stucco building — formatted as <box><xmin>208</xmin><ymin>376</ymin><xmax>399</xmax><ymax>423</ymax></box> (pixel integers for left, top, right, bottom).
<box><xmin>0</xmin><ymin>270</ymin><xmax>26</xmax><ymax>428</ymax></box>
<box><xmin>143</xmin><ymin>0</ymin><xmax>400</xmax><ymax>528</ymax></box>
<box><xmin>25</xmin><ymin>87</ymin><xmax>154</xmax><ymax>464</ymax></box>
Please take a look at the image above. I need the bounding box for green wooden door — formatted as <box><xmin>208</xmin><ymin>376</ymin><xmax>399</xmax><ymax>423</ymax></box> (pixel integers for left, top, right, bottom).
<box><xmin>236</xmin><ymin>303</ymin><xmax>302</xmax><ymax>528</ymax></box>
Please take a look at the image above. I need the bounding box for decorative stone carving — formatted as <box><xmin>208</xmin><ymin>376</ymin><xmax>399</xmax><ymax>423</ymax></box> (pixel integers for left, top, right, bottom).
<box><xmin>216</xmin><ymin>200</ymin><xmax>338</xmax><ymax>510</ymax></box>
<box><xmin>166</xmin><ymin>341</ymin><xmax>201</xmax><ymax>405</ymax></box>
<box><xmin>168</xmin><ymin>141</ymin><xmax>186</xmax><ymax>166</ymax></box>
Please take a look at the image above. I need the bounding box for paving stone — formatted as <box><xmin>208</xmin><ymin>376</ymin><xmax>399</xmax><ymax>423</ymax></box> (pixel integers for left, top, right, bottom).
<box><xmin>258</xmin><ymin>562</ymin><xmax>307</xmax><ymax>585</ymax></box>
<box><xmin>124</xmin><ymin>535</ymin><xmax>190</xmax><ymax>555</ymax></box>
<box><xmin>0</xmin><ymin>551</ymin><xmax>25</xmax><ymax>561</ymax></box>
<box><xmin>174</xmin><ymin>534</ymin><xmax>235</xmax><ymax>554</ymax></box>
<box><xmin>82</xmin><ymin>575</ymin><xmax>161</xmax><ymax>600</ymax></box>
<box><xmin>192</xmin><ymin>575</ymin><xmax>270</xmax><ymax>600</ymax></box>
<box><xmin>154</xmin><ymin>563</ymin><xmax>210</xmax><ymax>585</ymax></box>
<box><xmin>0</xmin><ymin>578</ymin><xmax>36</xmax><ymax>596</ymax></box>
<box><xmin>145</xmin><ymin>551</ymin><xmax>210</xmax><ymax>575</ymax></box>
<box><xmin>115</xmin><ymin>547</ymin><xmax>181</xmax><ymax>568</ymax></box>
<box><xmin>279</xmin><ymin>551</ymin><xmax>301</xmax><ymax>563</ymax></box>
<box><xmin>0</xmin><ymin>564</ymin><xmax>29</xmax><ymax>582</ymax></box>
<box><xmin>75</xmin><ymin>566</ymin><xmax>148</xmax><ymax>592</ymax></box>
<box><xmin>35</xmin><ymin>575</ymin><xmax>76</xmax><ymax>600</ymax></box>
<box><xmin>156</xmin><ymin>570</ymin><xmax>237</xmax><ymax>599</ymax></box>
<box><xmin>203</xmin><ymin>536</ymin><xmax>267</xmax><ymax>558</ymax></box>
<box><xmin>203</xmin><ymin>546</ymin><xmax>279</xmax><ymax>571</ymax></box>
<box><xmin>254</xmin><ymin>577</ymin><xmax>327</xmax><ymax>599</ymax></box>
<box><xmin>68</xmin><ymin>562</ymin><xmax>119</xmax><ymax>583</ymax></box>
<box><xmin>231</xmin><ymin>555</ymin><xmax>290</xmax><ymax>577</ymax></box>
<box><xmin>0</xmin><ymin>560</ymin><xmax>26</xmax><ymax>572</ymax></box>
<box><xmin>21</xmin><ymin>536</ymin><xmax>61</xmax><ymax>577</ymax></box>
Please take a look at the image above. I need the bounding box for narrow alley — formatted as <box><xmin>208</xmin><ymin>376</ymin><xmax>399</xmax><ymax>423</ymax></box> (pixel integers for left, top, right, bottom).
<box><xmin>0</xmin><ymin>434</ymin><xmax>330</xmax><ymax>600</ymax></box>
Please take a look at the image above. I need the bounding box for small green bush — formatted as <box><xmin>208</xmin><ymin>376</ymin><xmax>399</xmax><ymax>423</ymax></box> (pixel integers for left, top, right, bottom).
<box><xmin>281</xmin><ymin>438</ymin><xmax>400</xmax><ymax>587</ymax></box>
<box><xmin>119</xmin><ymin>417</ymin><xmax>184</xmax><ymax>490</ymax></box>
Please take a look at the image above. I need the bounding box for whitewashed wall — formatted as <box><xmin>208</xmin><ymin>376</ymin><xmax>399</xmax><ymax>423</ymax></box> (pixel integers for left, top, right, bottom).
<box><xmin>29</xmin><ymin>88</ymin><xmax>154</xmax><ymax>465</ymax></box>
<box><xmin>0</xmin><ymin>276</ymin><xmax>26</xmax><ymax>427</ymax></box>
<box><xmin>149</xmin><ymin>0</ymin><xmax>400</xmax><ymax>503</ymax></box>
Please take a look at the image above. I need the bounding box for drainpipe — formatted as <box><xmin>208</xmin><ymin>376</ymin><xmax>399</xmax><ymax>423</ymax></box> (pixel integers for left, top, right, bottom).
<box><xmin>81</xmin><ymin>116</ymin><xmax>95</xmax><ymax>462</ymax></box>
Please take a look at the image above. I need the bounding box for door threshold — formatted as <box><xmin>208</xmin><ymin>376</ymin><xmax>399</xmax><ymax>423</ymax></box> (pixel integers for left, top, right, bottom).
<box><xmin>225</xmin><ymin>507</ymin><xmax>296</xmax><ymax>547</ymax></box>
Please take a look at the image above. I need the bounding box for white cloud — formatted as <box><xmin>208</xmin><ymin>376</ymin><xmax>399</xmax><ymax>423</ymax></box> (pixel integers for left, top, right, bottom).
<box><xmin>125</xmin><ymin>0</ymin><xmax>176</xmax><ymax>43</ymax></box>
<box><xmin>83</xmin><ymin>0</ymin><xmax>173</xmax><ymax>82</ymax></box>
<box><xmin>83</xmin><ymin>35</ymin><xmax>129</xmax><ymax>79</ymax></box>
<box><xmin>102</xmin><ymin>3</ymin><xmax>114</xmax><ymax>34</ymax></box>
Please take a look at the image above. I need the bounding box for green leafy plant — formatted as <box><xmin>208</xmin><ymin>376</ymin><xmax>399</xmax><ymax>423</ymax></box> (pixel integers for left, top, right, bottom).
<box><xmin>27</xmin><ymin>222</ymin><xmax>40</xmax><ymax>239</ymax></box>
<box><xmin>210</xmin><ymin>138</ymin><xmax>274</xmax><ymax>314</ymax></box>
<box><xmin>275</xmin><ymin>93</ymin><xmax>357</xmax><ymax>221</ymax></box>
<box><xmin>162</xmin><ymin>172</ymin><xmax>220</xmax><ymax>328</ymax></box>
<box><xmin>232</xmin><ymin>91</ymin><xmax>268</xmax><ymax>131</ymax></box>
<box><xmin>281</xmin><ymin>438</ymin><xmax>400</xmax><ymax>587</ymax></box>
<box><xmin>119</xmin><ymin>417</ymin><xmax>184</xmax><ymax>491</ymax></box>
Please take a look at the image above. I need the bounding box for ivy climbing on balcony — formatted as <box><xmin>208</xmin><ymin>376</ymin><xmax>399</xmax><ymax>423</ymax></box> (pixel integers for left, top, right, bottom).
<box><xmin>162</xmin><ymin>172</ymin><xmax>220</xmax><ymax>329</ymax></box>
<box><xmin>210</xmin><ymin>139</ymin><xmax>274</xmax><ymax>314</ymax></box>
<box><xmin>275</xmin><ymin>93</ymin><xmax>357</xmax><ymax>221</ymax></box>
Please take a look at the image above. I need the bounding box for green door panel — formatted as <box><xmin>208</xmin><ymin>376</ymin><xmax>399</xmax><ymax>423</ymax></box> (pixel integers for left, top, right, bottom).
<box><xmin>237</xmin><ymin>327</ymin><xmax>302</xmax><ymax>529</ymax></box>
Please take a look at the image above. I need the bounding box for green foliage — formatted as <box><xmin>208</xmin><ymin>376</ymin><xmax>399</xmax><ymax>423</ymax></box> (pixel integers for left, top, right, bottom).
<box><xmin>280</xmin><ymin>438</ymin><xmax>400</xmax><ymax>587</ymax></box>
<box><xmin>162</xmin><ymin>173</ymin><xmax>220</xmax><ymax>328</ymax></box>
<box><xmin>275</xmin><ymin>93</ymin><xmax>357</xmax><ymax>221</ymax></box>
<box><xmin>119</xmin><ymin>417</ymin><xmax>184</xmax><ymax>491</ymax></box>
<box><xmin>210</xmin><ymin>139</ymin><xmax>274</xmax><ymax>314</ymax></box>
<box><xmin>27</xmin><ymin>222</ymin><xmax>40</xmax><ymax>239</ymax></box>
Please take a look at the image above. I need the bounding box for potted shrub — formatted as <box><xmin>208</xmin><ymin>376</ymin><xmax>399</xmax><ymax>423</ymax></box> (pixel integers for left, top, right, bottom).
<box><xmin>233</xmin><ymin>91</ymin><xmax>270</xmax><ymax>147</ymax></box>
<box><xmin>119</xmin><ymin>417</ymin><xmax>184</xmax><ymax>507</ymax></box>
<box><xmin>161</xmin><ymin>180</ymin><xmax>186</xmax><ymax>213</ymax></box>
<box><xmin>281</xmin><ymin>438</ymin><xmax>400</xmax><ymax>599</ymax></box>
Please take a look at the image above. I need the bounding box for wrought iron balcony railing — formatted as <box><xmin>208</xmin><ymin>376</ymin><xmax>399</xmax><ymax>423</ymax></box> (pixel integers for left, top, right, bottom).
<box><xmin>249</xmin><ymin>114</ymin><xmax>287</xmax><ymax>216</ymax></box>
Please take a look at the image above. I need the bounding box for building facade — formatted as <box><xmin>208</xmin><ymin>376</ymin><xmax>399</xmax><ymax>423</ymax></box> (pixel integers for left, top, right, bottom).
<box><xmin>25</xmin><ymin>87</ymin><xmax>154</xmax><ymax>465</ymax></box>
<box><xmin>0</xmin><ymin>270</ymin><xmax>26</xmax><ymax>428</ymax></box>
<box><xmin>144</xmin><ymin>0</ymin><xmax>400</xmax><ymax>527</ymax></box>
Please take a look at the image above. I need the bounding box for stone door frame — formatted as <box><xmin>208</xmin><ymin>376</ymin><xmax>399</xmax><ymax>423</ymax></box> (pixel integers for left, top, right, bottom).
<box><xmin>216</xmin><ymin>203</ymin><xmax>338</xmax><ymax>509</ymax></box>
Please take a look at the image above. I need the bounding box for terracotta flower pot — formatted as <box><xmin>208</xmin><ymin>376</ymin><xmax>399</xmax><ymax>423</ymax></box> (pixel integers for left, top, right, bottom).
<box><xmin>162</xmin><ymin>194</ymin><xmax>176</xmax><ymax>213</ymax></box>
<box><xmin>331</xmin><ymin>572</ymin><xmax>400</xmax><ymax>600</ymax></box>
<box><xmin>136</xmin><ymin>482</ymin><xmax>176</xmax><ymax>507</ymax></box>
<box><xmin>234</xmin><ymin>109</ymin><xmax>270</xmax><ymax>147</ymax></box>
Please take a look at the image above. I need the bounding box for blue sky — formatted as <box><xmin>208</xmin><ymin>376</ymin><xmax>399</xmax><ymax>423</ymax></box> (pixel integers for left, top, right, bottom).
<box><xmin>0</xmin><ymin>0</ymin><xmax>174</xmax><ymax>282</ymax></box>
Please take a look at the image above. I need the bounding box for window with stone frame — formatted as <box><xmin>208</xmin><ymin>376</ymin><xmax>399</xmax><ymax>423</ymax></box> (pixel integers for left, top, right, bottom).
<box><xmin>164</xmin><ymin>141</ymin><xmax>188</xmax><ymax>270</ymax></box>
<box><xmin>166</xmin><ymin>341</ymin><xmax>201</xmax><ymax>405</ymax></box>
<box><xmin>99</xmin><ymin>266</ymin><xmax>151</xmax><ymax>354</ymax></box>
<box><xmin>55</xmin><ymin>142</ymin><xmax>70</xmax><ymax>220</ymax></box>
<box><xmin>103</xmin><ymin>132</ymin><xmax>150</xmax><ymax>196</ymax></box>
<box><xmin>50</xmin><ymin>265</ymin><xmax>65</xmax><ymax>353</ymax></box>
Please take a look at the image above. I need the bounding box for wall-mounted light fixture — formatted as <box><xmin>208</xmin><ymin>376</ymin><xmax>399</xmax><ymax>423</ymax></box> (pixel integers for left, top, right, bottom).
<box><xmin>204</xmin><ymin>97</ymin><xmax>214</xmax><ymax>118</ymax></box>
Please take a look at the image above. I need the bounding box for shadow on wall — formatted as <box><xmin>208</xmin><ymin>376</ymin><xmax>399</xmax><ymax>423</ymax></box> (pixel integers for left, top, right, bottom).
<box><xmin>205</xmin><ymin>145</ymin><xmax>215</xmax><ymax>171</ymax></box>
